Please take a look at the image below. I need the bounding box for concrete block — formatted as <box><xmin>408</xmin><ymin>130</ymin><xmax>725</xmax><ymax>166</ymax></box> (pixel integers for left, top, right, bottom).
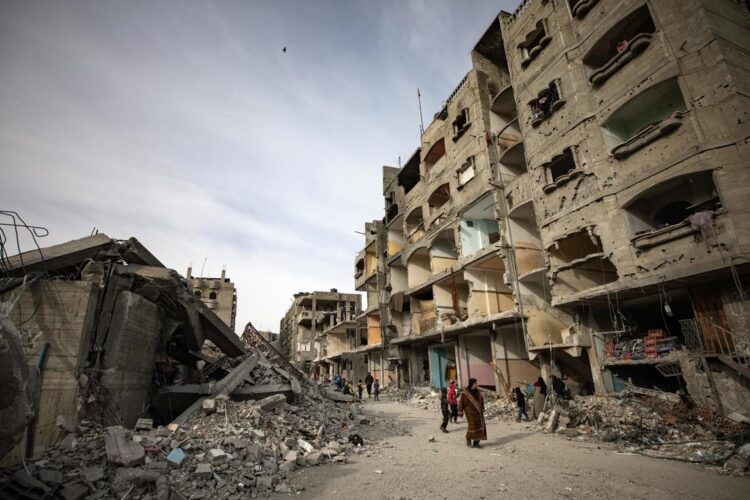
<box><xmin>195</xmin><ymin>463</ymin><xmax>213</xmax><ymax>480</ymax></box>
<box><xmin>208</xmin><ymin>448</ymin><xmax>228</xmax><ymax>464</ymax></box>
<box><xmin>283</xmin><ymin>451</ymin><xmax>298</xmax><ymax>462</ymax></box>
<box><xmin>256</xmin><ymin>476</ymin><xmax>274</xmax><ymax>490</ymax></box>
<box><xmin>167</xmin><ymin>448</ymin><xmax>186</xmax><ymax>468</ymax></box>
<box><xmin>202</xmin><ymin>399</ymin><xmax>216</xmax><ymax>415</ymax></box>
<box><xmin>245</xmin><ymin>444</ymin><xmax>261</xmax><ymax>463</ymax></box>
<box><xmin>134</xmin><ymin>418</ymin><xmax>153</xmax><ymax>430</ymax></box>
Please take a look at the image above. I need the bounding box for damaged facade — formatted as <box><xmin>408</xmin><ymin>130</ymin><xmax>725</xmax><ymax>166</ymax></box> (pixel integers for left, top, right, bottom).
<box><xmin>186</xmin><ymin>267</ymin><xmax>238</xmax><ymax>332</ymax></box>
<box><xmin>336</xmin><ymin>0</ymin><xmax>750</xmax><ymax>420</ymax></box>
<box><xmin>279</xmin><ymin>290</ymin><xmax>362</xmax><ymax>378</ymax></box>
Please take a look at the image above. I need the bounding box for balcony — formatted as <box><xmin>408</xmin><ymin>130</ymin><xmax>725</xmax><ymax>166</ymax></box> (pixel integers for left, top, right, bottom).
<box><xmin>518</xmin><ymin>20</ymin><xmax>552</xmax><ymax>68</ymax></box>
<box><xmin>603</xmin><ymin>77</ymin><xmax>688</xmax><ymax>160</ymax></box>
<box><xmin>568</xmin><ymin>0</ymin><xmax>599</xmax><ymax>19</ymax></box>
<box><xmin>548</xmin><ymin>228</ymin><xmax>618</xmax><ymax>295</ymax></box>
<box><xmin>584</xmin><ymin>5</ymin><xmax>657</xmax><ymax>87</ymax></box>
<box><xmin>406</xmin><ymin>207</ymin><xmax>426</xmax><ymax>244</ymax></box>
<box><xmin>625</xmin><ymin>170</ymin><xmax>723</xmax><ymax>250</ymax></box>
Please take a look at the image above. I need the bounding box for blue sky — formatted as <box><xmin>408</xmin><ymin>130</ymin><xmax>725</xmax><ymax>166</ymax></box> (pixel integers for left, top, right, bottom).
<box><xmin>0</xmin><ymin>0</ymin><xmax>515</xmax><ymax>332</ymax></box>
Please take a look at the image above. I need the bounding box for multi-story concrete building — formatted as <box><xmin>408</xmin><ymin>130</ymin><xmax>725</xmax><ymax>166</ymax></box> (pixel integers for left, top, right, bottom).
<box><xmin>338</xmin><ymin>0</ymin><xmax>750</xmax><ymax>416</ymax></box>
<box><xmin>186</xmin><ymin>267</ymin><xmax>237</xmax><ymax>331</ymax></box>
<box><xmin>279</xmin><ymin>289</ymin><xmax>362</xmax><ymax>377</ymax></box>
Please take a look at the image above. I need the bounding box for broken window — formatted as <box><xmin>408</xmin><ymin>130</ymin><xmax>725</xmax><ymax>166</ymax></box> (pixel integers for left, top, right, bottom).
<box><xmin>194</xmin><ymin>290</ymin><xmax>202</xmax><ymax>298</ymax></box>
<box><xmin>398</xmin><ymin>150</ymin><xmax>421</xmax><ymax>194</ymax></box>
<box><xmin>355</xmin><ymin>258</ymin><xmax>365</xmax><ymax>278</ymax></box>
<box><xmin>549</xmin><ymin>227</ymin><xmax>618</xmax><ymax>294</ymax></box>
<box><xmin>625</xmin><ymin>171</ymin><xmax>722</xmax><ymax>248</ymax></box>
<box><xmin>542</xmin><ymin>147</ymin><xmax>580</xmax><ymax>193</ymax></box>
<box><xmin>457</xmin><ymin>156</ymin><xmax>476</xmax><ymax>188</ymax></box>
<box><xmin>518</xmin><ymin>20</ymin><xmax>552</xmax><ymax>68</ymax></box>
<box><xmin>424</xmin><ymin>138</ymin><xmax>446</xmax><ymax>174</ymax></box>
<box><xmin>209</xmin><ymin>292</ymin><xmax>217</xmax><ymax>300</ymax></box>
<box><xmin>529</xmin><ymin>80</ymin><xmax>565</xmax><ymax>127</ymax></box>
<box><xmin>451</xmin><ymin>108</ymin><xmax>471</xmax><ymax>141</ymax></box>
<box><xmin>427</xmin><ymin>183</ymin><xmax>451</xmax><ymax>216</ymax></box>
<box><xmin>568</xmin><ymin>0</ymin><xmax>600</xmax><ymax>19</ymax></box>
<box><xmin>430</xmin><ymin>229</ymin><xmax>458</xmax><ymax>274</ymax></box>
<box><xmin>603</xmin><ymin>77</ymin><xmax>688</xmax><ymax>159</ymax></box>
<box><xmin>584</xmin><ymin>5</ymin><xmax>657</xmax><ymax>86</ymax></box>
<box><xmin>405</xmin><ymin>207</ymin><xmax>425</xmax><ymax>243</ymax></box>
<box><xmin>385</xmin><ymin>201</ymin><xmax>399</xmax><ymax>223</ymax></box>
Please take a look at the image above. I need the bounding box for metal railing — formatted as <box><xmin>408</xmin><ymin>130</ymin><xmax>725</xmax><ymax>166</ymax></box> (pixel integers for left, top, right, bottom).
<box><xmin>679</xmin><ymin>318</ymin><xmax>749</xmax><ymax>368</ymax></box>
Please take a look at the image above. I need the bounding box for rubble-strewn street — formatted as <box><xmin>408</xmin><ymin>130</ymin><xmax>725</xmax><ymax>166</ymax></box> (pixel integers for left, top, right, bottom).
<box><xmin>280</xmin><ymin>400</ymin><xmax>750</xmax><ymax>500</ymax></box>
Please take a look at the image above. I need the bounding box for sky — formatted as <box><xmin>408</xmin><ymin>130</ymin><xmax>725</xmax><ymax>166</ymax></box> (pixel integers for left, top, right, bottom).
<box><xmin>0</xmin><ymin>0</ymin><xmax>515</xmax><ymax>333</ymax></box>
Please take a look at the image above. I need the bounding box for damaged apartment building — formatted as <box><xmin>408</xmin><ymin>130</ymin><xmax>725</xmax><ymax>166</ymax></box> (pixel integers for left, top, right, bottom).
<box><xmin>186</xmin><ymin>266</ymin><xmax>238</xmax><ymax>332</ymax></box>
<box><xmin>0</xmin><ymin>233</ymin><xmax>293</xmax><ymax>465</ymax></box>
<box><xmin>279</xmin><ymin>290</ymin><xmax>361</xmax><ymax>379</ymax></box>
<box><xmin>336</xmin><ymin>0</ymin><xmax>750</xmax><ymax>419</ymax></box>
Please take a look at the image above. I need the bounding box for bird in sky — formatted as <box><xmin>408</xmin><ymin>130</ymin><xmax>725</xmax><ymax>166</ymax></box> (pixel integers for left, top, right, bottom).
<box><xmin>282</xmin><ymin>46</ymin><xmax>287</xmax><ymax>53</ymax></box>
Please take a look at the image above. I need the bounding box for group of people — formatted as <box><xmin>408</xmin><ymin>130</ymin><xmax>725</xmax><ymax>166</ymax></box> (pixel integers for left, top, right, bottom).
<box><xmin>439</xmin><ymin>374</ymin><xmax>567</xmax><ymax>448</ymax></box>
<box><xmin>333</xmin><ymin>372</ymin><xmax>380</xmax><ymax>401</ymax></box>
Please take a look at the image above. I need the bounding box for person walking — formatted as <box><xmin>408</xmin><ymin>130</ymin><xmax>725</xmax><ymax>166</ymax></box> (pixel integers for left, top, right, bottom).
<box><xmin>357</xmin><ymin>380</ymin><xmax>364</xmax><ymax>400</ymax></box>
<box><xmin>447</xmin><ymin>380</ymin><xmax>459</xmax><ymax>423</ymax></box>
<box><xmin>334</xmin><ymin>373</ymin><xmax>341</xmax><ymax>390</ymax></box>
<box><xmin>365</xmin><ymin>372</ymin><xmax>374</xmax><ymax>399</ymax></box>
<box><xmin>533</xmin><ymin>376</ymin><xmax>547</xmax><ymax>416</ymax></box>
<box><xmin>373</xmin><ymin>379</ymin><xmax>380</xmax><ymax>401</ymax></box>
<box><xmin>439</xmin><ymin>387</ymin><xmax>450</xmax><ymax>433</ymax></box>
<box><xmin>513</xmin><ymin>382</ymin><xmax>530</xmax><ymax>422</ymax></box>
<box><xmin>457</xmin><ymin>378</ymin><xmax>486</xmax><ymax>448</ymax></box>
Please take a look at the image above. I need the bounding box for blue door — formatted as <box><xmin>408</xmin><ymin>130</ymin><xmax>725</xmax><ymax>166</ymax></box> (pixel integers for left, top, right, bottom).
<box><xmin>429</xmin><ymin>347</ymin><xmax>447</xmax><ymax>389</ymax></box>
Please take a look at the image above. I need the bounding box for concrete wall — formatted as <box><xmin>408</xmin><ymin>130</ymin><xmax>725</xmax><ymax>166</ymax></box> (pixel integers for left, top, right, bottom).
<box><xmin>3</xmin><ymin>281</ymin><xmax>98</xmax><ymax>458</ymax></box>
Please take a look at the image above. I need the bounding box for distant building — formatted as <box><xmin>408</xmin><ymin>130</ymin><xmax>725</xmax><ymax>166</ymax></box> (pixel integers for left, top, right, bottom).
<box><xmin>186</xmin><ymin>267</ymin><xmax>237</xmax><ymax>331</ymax></box>
<box><xmin>279</xmin><ymin>289</ymin><xmax>361</xmax><ymax>377</ymax></box>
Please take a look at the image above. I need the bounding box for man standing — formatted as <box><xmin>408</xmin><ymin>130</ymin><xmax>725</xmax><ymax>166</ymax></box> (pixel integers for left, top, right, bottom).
<box><xmin>458</xmin><ymin>378</ymin><xmax>486</xmax><ymax>448</ymax></box>
<box><xmin>365</xmin><ymin>372</ymin><xmax>374</xmax><ymax>399</ymax></box>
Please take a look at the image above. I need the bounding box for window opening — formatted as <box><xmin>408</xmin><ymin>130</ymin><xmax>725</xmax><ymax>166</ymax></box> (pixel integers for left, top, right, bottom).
<box><xmin>452</xmin><ymin>108</ymin><xmax>471</xmax><ymax>141</ymax></box>
<box><xmin>530</xmin><ymin>80</ymin><xmax>565</xmax><ymax>127</ymax></box>
<box><xmin>519</xmin><ymin>20</ymin><xmax>552</xmax><ymax>67</ymax></box>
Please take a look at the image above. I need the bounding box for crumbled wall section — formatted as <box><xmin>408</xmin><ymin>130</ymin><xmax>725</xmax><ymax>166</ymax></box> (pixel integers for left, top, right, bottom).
<box><xmin>99</xmin><ymin>291</ymin><xmax>161</xmax><ymax>427</ymax></box>
<box><xmin>4</xmin><ymin>281</ymin><xmax>99</xmax><ymax>456</ymax></box>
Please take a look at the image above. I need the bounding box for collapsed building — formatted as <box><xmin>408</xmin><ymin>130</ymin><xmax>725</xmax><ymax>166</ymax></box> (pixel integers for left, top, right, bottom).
<box><xmin>0</xmin><ymin>233</ymin><xmax>302</xmax><ymax>467</ymax></box>
<box><xmin>331</xmin><ymin>0</ymin><xmax>750</xmax><ymax>420</ymax></box>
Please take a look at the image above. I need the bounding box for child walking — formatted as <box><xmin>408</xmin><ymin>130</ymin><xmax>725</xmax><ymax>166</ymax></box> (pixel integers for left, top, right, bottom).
<box><xmin>373</xmin><ymin>379</ymin><xmax>381</xmax><ymax>401</ymax></box>
<box><xmin>357</xmin><ymin>380</ymin><xmax>364</xmax><ymax>400</ymax></box>
<box><xmin>447</xmin><ymin>380</ymin><xmax>458</xmax><ymax>423</ymax></box>
<box><xmin>439</xmin><ymin>387</ymin><xmax>450</xmax><ymax>433</ymax></box>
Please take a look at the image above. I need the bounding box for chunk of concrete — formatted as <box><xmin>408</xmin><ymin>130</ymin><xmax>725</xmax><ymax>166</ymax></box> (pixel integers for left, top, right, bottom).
<box><xmin>256</xmin><ymin>476</ymin><xmax>273</xmax><ymax>490</ymax></box>
<box><xmin>208</xmin><ymin>448</ymin><xmax>228</xmax><ymax>464</ymax></box>
<box><xmin>255</xmin><ymin>394</ymin><xmax>287</xmax><ymax>411</ymax></box>
<box><xmin>283</xmin><ymin>451</ymin><xmax>298</xmax><ymax>462</ymax></box>
<box><xmin>38</xmin><ymin>468</ymin><xmax>63</xmax><ymax>486</ymax></box>
<box><xmin>104</xmin><ymin>426</ymin><xmax>144</xmax><ymax>466</ymax></box>
<box><xmin>134</xmin><ymin>418</ymin><xmax>153</xmax><ymax>431</ymax></box>
<box><xmin>297</xmin><ymin>439</ymin><xmax>314</xmax><ymax>454</ymax></box>
<box><xmin>202</xmin><ymin>399</ymin><xmax>216</xmax><ymax>415</ymax></box>
<box><xmin>195</xmin><ymin>463</ymin><xmax>213</xmax><ymax>480</ymax></box>
<box><xmin>245</xmin><ymin>444</ymin><xmax>261</xmax><ymax>463</ymax></box>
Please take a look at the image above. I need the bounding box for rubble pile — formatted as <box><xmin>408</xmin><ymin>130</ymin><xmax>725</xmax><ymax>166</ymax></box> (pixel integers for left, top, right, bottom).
<box><xmin>383</xmin><ymin>386</ymin><xmax>515</xmax><ymax>420</ymax></box>
<box><xmin>0</xmin><ymin>381</ymin><xmax>372</xmax><ymax>498</ymax></box>
<box><xmin>535</xmin><ymin>391</ymin><xmax>749</xmax><ymax>470</ymax></box>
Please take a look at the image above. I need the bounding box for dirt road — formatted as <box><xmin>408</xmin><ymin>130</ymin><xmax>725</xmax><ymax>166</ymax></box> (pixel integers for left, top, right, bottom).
<box><xmin>276</xmin><ymin>400</ymin><xmax>749</xmax><ymax>499</ymax></box>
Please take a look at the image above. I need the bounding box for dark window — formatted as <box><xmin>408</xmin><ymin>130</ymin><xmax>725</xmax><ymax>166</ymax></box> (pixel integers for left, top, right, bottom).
<box><xmin>209</xmin><ymin>292</ymin><xmax>217</xmax><ymax>300</ymax></box>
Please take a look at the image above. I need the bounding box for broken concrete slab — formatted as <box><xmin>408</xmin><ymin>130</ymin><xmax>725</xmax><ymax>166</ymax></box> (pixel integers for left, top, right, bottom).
<box><xmin>255</xmin><ymin>393</ymin><xmax>287</xmax><ymax>411</ymax></box>
<box><xmin>4</xmin><ymin>233</ymin><xmax>114</xmax><ymax>277</ymax></box>
<box><xmin>202</xmin><ymin>399</ymin><xmax>216</xmax><ymax>415</ymax></box>
<box><xmin>208</xmin><ymin>448</ymin><xmax>228</xmax><ymax>464</ymax></box>
<box><xmin>104</xmin><ymin>426</ymin><xmax>144</xmax><ymax>466</ymax></box>
<box><xmin>117</xmin><ymin>237</ymin><xmax>164</xmax><ymax>267</ymax></box>
<box><xmin>322</xmin><ymin>389</ymin><xmax>356</xmax><ymax>403</ymax></box>
<box><xmin>171</xmin><ymin>354</ymin><xmax>259</xmax><ymax>425</ymax></box>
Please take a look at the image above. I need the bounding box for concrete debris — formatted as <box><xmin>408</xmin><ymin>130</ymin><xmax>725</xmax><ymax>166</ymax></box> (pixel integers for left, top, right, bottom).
<box><xmin>0</xmin><ymin>376</ymin><xmax>377</xmax><ymax>498</ymax></box>
<box><xmin>533</xmin><ymin>392</ymin><xmax>748</xmax><ymax>467</ymax></box>
<box><xmin>104</xmin><ymin>426</ymin><xmax>145</xmax><ymax>466</ymax></box>
<box><xmin>134</xmin><ymin>418</ymin><xmax>154</xmax><ymax>431</ymax></box>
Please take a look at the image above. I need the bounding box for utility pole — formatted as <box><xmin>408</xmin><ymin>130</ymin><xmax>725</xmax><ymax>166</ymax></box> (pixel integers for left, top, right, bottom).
<box><xmin>417</xmin><ymin>88</ymin><xmax>425</xmax><ymax>136</ymax></box>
